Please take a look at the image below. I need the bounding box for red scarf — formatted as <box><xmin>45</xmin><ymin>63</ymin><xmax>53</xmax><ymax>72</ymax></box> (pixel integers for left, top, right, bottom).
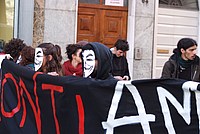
<box><xmin>62</xmin><ymin>60</ymin><xmax>83</xmax><ymax>77</ymax></box>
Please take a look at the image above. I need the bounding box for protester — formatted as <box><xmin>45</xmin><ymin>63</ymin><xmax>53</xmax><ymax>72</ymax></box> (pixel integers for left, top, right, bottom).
<box><xmin>81</xmin><ymin>42</ymin><xmax>113</xmax><ymax>80</ymax></box>
<box><xmin>3</xmin><ymin>38</ymin><xmax>26</xmax><ymax>63</ymax></box>
<box><xmin>161</xmin><ymin>38</ymin><xmax>200</xmax><ymax>81</ymax></box>
<box><xmin>35</xmin><ymin>43</ymin><xmax>63</xmax><ymax>76</ymax></box>
<box><xmin>19</xmin><ymin>46</ymin><xmax>35</xmax><ymax>70</ymax></box>
<box><xmin>62</xmin><ymin>44</ymin><xmax>82</xmax><ymax>76</ymax></box>
<box><xmin>111</xmin><ymin>39</ymin><xmax>130</xmax><ymax>80</ymax></box>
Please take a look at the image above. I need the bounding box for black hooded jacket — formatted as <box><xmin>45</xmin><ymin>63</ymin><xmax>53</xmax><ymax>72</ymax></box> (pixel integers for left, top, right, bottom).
<box><xmin>82</xmin><ymin>42</ymin><xmax>114</xmax><ymax>80</ymax></box>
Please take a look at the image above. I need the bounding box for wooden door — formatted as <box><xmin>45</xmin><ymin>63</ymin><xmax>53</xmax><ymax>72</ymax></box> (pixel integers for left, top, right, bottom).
<box><xmin>77</xmin><ymin>4</ymin><xmax>128</xmax><ymax>48</ymax></box>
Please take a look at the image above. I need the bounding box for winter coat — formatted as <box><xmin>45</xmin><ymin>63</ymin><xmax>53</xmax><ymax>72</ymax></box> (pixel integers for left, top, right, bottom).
<box><xmin>112</xmin><ymin>54</ymin><xmax>130</xmax><ymax>80</ymax></box>
<box><xmin>161</xmin><ymin>54</ymin><xmax>200</xmax><ymax>82</ymax></box>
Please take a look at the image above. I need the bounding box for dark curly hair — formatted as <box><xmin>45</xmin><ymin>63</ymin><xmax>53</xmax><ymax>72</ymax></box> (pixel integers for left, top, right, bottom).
<box><xmin>19</xmin><ymin>46</ymin><xmax>35</xmax><ymax>66</ymax></box>
<box><xmin>114</xmin><ymin>39</ymin><xmax>129</xmax><ymax>52</ymax></box>
<box><xmin>66</xmin><ymin>44</ymin><xmax>82</xmax><ymax>60</ymax></box>
<box><xmin>37</xmin><ymin>43</ymin><xmax>63</xmax><ymax>76</ymax></box>
<box><xmin>4</xmin><ymin>38</ymin><xmax>26</xmax><ymax>62</ymax></box>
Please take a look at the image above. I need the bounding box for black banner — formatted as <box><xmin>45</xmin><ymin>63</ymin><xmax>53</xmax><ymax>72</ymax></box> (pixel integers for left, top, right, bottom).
<box><xmin>0</xmin><ymin>59</ymin><xmax>200</xmax><ymax>134</ymax></box>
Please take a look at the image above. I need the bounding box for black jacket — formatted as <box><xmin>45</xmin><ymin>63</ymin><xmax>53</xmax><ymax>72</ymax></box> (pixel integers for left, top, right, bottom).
<box><xmin>112</xmin><ymin>54</ymin><xmax>130</xmax><ymax>80</ymax></box>
<box><xmin>161</xmin><ymin>53</ymin><xmax>200</xmax><ymax>81</ymax></box>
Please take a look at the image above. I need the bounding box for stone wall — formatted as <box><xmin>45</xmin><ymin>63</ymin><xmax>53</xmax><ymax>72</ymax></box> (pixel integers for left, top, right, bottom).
<box><xmin>33</xmin><ymin>0</ymin><xmax>77</xmax><ymax>61</ymax></box>
<box><xmin>43</xmin><ymin>0</ymin><xmax>77</xmax><ymax>61</ymax></box>
<box><xmin>132</xmin><ymin>0</ymin><xmax>155</xmax><ymax>80</ymax></box>
<box><xmin>33</xmin><ymin>0</ymin><xmax>44</xmax><ymax>47</ymax></box>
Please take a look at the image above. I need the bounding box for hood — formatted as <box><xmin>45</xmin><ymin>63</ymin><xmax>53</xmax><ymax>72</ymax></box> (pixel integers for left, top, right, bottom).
<box><xmin>82</xmin><ymin>42</ymin><xmax>113</xmax><ymax>80</ymax></box>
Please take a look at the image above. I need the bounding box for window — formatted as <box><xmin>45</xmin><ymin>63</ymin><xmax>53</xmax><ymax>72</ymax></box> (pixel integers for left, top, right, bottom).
<box><xmin>159</xmin><ymin>0</ymin><xmax>199</xmax><ymax>10</ymax></box>
<box><xmin>79</xmin><ymin>0</ymin><xmax>100</xmax><ymax>4</ymax></box>
<box><xmin>0</xmin><ymin>0</ymin><xmax>15</xmax><ymax>43</ymax></box>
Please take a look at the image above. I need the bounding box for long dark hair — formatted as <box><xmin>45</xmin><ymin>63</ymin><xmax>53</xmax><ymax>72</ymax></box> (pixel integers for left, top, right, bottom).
<box><xmin>19</xmin><ymin>46</ymin><xmax>35</xmax><ymax>66</ymax></box>
<box><xmin>38</xmin><ymin>43</ymin><xmax>63</xmax><ymax>76</ymax></box>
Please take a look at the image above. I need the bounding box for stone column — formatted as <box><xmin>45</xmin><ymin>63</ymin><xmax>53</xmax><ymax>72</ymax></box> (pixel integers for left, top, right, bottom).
<box><xmin>43</xmin><ymin>0</ymin><xmax>77</xmax><ymax>61</ymax></box>
<box><xmin>127</xmin><ymin>0</ymin><xmax>136</xmax><ymax>80</ymax></box>
<box><xmin>33</xmin><ymin>0</ymin><xmax>45</xmax><ymax>47</ymax></box>
<box><xmin>131</xmin><ymin>0</ymin><xmax>155</xmax><ymax>80</ymax></box>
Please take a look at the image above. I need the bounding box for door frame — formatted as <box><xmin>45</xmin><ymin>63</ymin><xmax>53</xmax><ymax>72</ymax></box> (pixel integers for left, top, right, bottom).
<box><xmin>14</xmin><ymin>0</ymin><xmax>19</xmax><ymax>38</ymax></box>
<box><xmin>198</xmin><ymin>0</ymin><xmax>200</xmax><ymax>54</ymax></box>
<box><xmin>16</xmin><ymin>0</ymin><xmax>34</xmax><ymax>45</ymax></box>
<box><xmin>126</xmin><ymin>0</ymin><xmax>136</xmax><ymax>80</ymax></box>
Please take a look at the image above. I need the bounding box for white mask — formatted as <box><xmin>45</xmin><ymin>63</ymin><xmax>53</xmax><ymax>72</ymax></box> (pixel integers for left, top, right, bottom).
<box><xmin>16</xmin><ymin>55</ymin><xmax>22</xmax><ymax>64</ymax></box>
<box><xmin>34</xmin><ymin>48</ymin><xmax>43</xmax><ymax>71</ymax></box>
<box><xmin>82</xmin><ymin>50</ymin><xmax>95</xmax><ymax>78</ymax></box>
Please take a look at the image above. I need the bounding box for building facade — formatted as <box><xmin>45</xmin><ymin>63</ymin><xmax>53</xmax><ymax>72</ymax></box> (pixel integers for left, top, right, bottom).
<box><xmin>0</xmin><ymin>0</ymin><xmax>199</xmax><ymax>80</ymax></box>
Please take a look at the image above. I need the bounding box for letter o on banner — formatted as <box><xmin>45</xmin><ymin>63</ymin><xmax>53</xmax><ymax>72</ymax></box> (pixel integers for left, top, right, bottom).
<box><xmin>1</xmin><ymin>73</ymin><xmax>21</xmax><ymax>118</ymax></box>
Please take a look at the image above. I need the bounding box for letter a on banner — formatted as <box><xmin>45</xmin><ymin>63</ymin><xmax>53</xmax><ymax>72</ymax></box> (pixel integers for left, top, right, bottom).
<box><xmin>102</xmin><ymin>81</ymin><xmax>155</xmax><ymax>134</ymax></box>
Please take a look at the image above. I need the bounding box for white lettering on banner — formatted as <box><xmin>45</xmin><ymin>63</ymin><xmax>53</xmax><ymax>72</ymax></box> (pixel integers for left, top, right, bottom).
<box><xmin>102</xmin><ymin>81</ymin><xmax>155</xmax><ymax>134</ymax></box>
<box><xmin>182</xmin><ymin>81</ymin><xmax>200</xmax><ymax>130</ymax></box>
<box><xmin>196</xmin><ymin>91</ymin><xmax>200</xmax><ymax>131</ymax></box>
<box><xmin>185</xmin><ymin>81</ymin><xmax>200</xmax><ymax>131</ymax></box>
<box><xmin>157</xmin><ymin>81</ymin><xmax>199</xmax><ymax>134</ymax></box>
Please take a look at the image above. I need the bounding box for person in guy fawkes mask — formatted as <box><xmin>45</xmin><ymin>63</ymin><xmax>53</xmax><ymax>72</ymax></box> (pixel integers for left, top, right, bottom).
<box><xmin>81</xmin><ymin>42</ymin><xmax>114</xmax><ymax>80</ymax></box>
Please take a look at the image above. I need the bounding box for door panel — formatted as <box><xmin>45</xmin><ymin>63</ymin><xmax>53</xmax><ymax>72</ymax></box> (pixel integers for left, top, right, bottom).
<box><xmin>77</xmin><ymin>4</ymin><xmax>127</xmax><ymax>48</ymax></box>
<box><xmin>102</xmin><ymin>10</ymin><xmax>127</xmax><ymax>48</ymax></box>
<box><xmin>77</xmin><ymin>8</ymin><xmax>99</xmax><ymax>42</ymax></box>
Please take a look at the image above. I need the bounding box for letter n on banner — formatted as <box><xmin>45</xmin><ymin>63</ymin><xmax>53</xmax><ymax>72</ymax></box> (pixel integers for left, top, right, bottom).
<box><xmin>157</xmin><ymin>81</ymin><xmax>199</xmax><ymax>134</ymax></box>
